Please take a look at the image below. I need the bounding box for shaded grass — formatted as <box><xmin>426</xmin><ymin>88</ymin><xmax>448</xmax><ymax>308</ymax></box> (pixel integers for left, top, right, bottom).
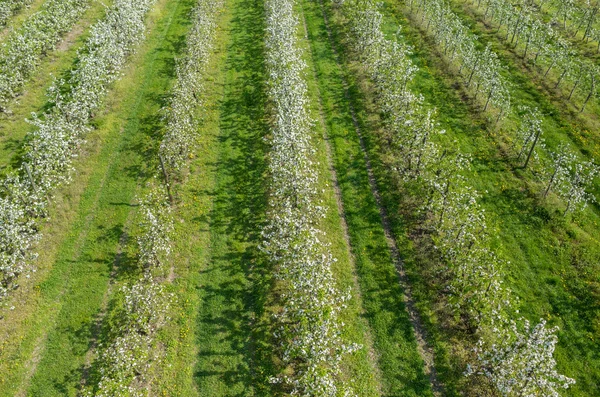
<box><xmin>191</xmin><ymin>0</ymin><xmax>273</xmax><ymax>394</ymax></box>
<box><xmin>151</xmin><ymin>2</ymin><xmax>246</xmax><ymax>395</ymax></box>
<box><xmin>297</xmin><ymin>1</ymin><xmax>382</xmax><ymax>394</ymax></box>
<box><xmin>25</xmin><ymin>0</ymin><xmax>195</xmax><ymax>393</ymax></box>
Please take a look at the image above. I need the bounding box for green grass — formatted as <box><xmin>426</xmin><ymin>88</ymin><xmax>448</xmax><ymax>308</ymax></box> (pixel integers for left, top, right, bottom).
<box><xmin>322</xmin><ymin>1</ymin><xmax>600</xmax><ymax>395</ymax></box>
<box><xmin>297</xmin><ymin>1</ymin><xmax>384</xmax><ymax>394</ymax></box>
<box><xmin>192</xmin><ymin>0</ymin><xmax>385</xmax><ymax>393</ymax></box>
<box><xmin>190</xmin><ymin>0</ymin><xmax>273</xmax><ymax>394</ymax></box>
<box><xmin>0</xmin><ymin>0</ymin><xmax>193</xmax><ymax>394</ymax></box>
<box><xmin>150</xmin><ymin>2</ymin><xmax>241</xmax><ymax>395</ymax></box>
<box><xmin>0</xmin><ymin>0</ymin><xmax>597</xmax><ymax>395</ymax></box>
<box><xmin>0</xmin><ymin>0</ymin><xmax>114</xmax><ymax>168</ymax></box>
<box><xmin>24</xmin><ymin>0</ymin><xmax>196</xmax><ymax>393</ymax></box>
<box><xmin>300</xmin><ymin>0</ymin><xmax>435</xmax><ymax>395</ymax></box>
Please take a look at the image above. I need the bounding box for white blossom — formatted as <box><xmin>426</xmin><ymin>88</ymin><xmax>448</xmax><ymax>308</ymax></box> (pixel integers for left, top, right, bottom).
<box><xmin>468</xmin><ymin>319</ymin><xmax>576</xmax><ymax>396</ymax></box>
<box><xmin>263</xmin><ymin>1</ymin><xmax>359</xmax><ymax>394</ymax></box>
<box><xmin>0</xmin><ymin>0</ymin><xmax>91</xmax><ymax>112</ymax></box>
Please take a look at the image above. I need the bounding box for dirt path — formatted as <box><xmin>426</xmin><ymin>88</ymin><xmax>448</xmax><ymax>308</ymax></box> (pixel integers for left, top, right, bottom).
<box><xmin>314</xmin><ymin>1</ymin><xmax>444</xmax><ymax>395</ymax></box>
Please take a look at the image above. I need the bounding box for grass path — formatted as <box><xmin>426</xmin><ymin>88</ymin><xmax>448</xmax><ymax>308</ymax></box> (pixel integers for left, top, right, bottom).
<box><xmin>23</xmin><ymin>0</ymin><xmax>194</xmax><ymax>393</ymax></box>
<box><xmin>191</xmin><ymin>0</ymin><xmax>272</xmax><ymax>394</ymax></box>
<box><xmin>0</xmin><ymin>0</ymin><xmax>114</xmax><ymax>168</ymax></box>
<box><xmin>149</xmin><ymin>2</ymin><xmax>235</xmax><ymax>395</ymax></box>
<box><xmin>0</xmin><ymin>0</ymin><xmax>193</xmax><ymax>394</ymax></box>
<box><xmin>300</xmin><ymin>0</ymin><xmax>438</xmax><ymax>395</ymax></box>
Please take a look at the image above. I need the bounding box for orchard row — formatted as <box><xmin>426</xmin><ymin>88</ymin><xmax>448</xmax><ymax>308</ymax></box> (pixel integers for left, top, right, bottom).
<box><xmin>334</xmin><ymin>0</ymin><xmax>575</xmax><ymax>395</ymax></box>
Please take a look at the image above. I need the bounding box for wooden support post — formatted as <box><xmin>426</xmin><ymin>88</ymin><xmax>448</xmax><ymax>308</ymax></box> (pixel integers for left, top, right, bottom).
<box><xmin>159</xmin><ymin>155</ymin><xmax>174</xmax><ymax>206</ymax></box>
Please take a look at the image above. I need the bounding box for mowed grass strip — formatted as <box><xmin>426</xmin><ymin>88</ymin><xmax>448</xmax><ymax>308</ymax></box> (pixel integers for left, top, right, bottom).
<box><xmin>0</xmin><ymin>0</ymin><xmax>193</xmax><ymax>395</ymax></box>
<box><xmin>328</xmin><ymin>1</ymin><xmax>600</xmax><ymax>395</ymax></box>
<box><xmin>300</xmin><ymin>0</ymin><xmax>434</xmax><ymax>395</ymax></box>
<box><xmin>25</xmin><ymin>0</ymin><xmax>197</xmax><ymax>393</ymax></box>
<box><xmin>26</xmin><ymin>0</ymin><xmax>199</xmax><ymax>393</ymax></box>
<box><xmin>295</xmin><ymin>1</ymin><xmax>382</xmax><ymax>394</ymax></box>
<box><xmin>191</xmin><ymin>0</ymin><xmax>273</xmax><ymax>394</ymax></box>
<box><xmin>0</xmin><ymin>0</ymin><xmax>115</xmax><ymax>168</ymax></box>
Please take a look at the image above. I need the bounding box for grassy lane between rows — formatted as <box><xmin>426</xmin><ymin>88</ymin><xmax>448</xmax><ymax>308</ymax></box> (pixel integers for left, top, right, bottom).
<box><xmin>0</xmin><ymin>0</ymin><xmax>191</xmax><ymax>394</ymax></box>
<box><xmin>301</xmin><ymin>0</ymin><xmax>436</xmax><ymax>395</ymax></box>
<box><xmin>380</xmin><ymin>2</ymin><xmax>600</xmax><ymax>395</ymax></box>
<box><xmin>319</xmin><ymin>1</ymin><xmax>600</xmax><ymax>395</ymax></box>
<box><xmin>296</xmin><ymin>0</ymin><xmax>382</xmax><ymax>394</ymax></box>
<box><xmin>193</xmin><ymin>0</ymin><xmax>391</xmax><ymax>393</ymax></box>
<box><xmin>191</xmin><ymin>0</ymin><xmax>273</xmax><ymax>394</ymax></box>
<box><xmin>0</xmin><ymin>0</ymin><xmax>115</xmax><ymax>167</ymax></box>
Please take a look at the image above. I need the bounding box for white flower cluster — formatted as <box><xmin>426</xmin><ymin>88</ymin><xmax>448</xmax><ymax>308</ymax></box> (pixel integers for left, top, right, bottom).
<box><xmin>159</xmin><ymin>0</ymin><xmax>223</xmax><ymax>175</ymax></box>
<box><xmin>90</xmin><ymin>276</ymin><xmax>172</xmax><ymax>397</ymax></box>
<box><xmin>511</xmin><ymin>107</ymin><xmax>598</xmax><ymax>217</ymax></box>
<box><xmin>88</xmin><ymin>189</ymin><xmax>173</xmax><ymax>397</ymax></box>
<box><xmin>514</xmin><ymin>106</ymin><xmax>544</xmax><ymax>169</ymax></box>
<box><xmin>334</xmin><ymin>0</ymin><xmax>575</xmax><ymax>394</ymax></box>
<box><xmin>0</xmin><ymin>0</ymin><xmax>157</xmax><ymax>304</ymax></box>
<box><xmin>410</xmin><ymin>0</ymin><xmax>512</xmax><ymax>117</ymax></box>
<box><xmin>0</xmin><ymin>179</ymin><xmax>39</xmax><ymax>301</ymax></box>
<box><xmin>544</xmin><ymin>144</ymin><xmax>599</xmax><ymax>216</ymax></box>
<box><xmin>467</xmin><ymin>319</ymin><xmax>576</xmax><ymax>396</ymax></box>
<box><xmin>263</xmin><ymin>0</ymin><xmax>359</xmax><ymax>395</ymax></box>
<box><xmin>0</xmin><ymin>0</ymin><xmax>90</xmax><ymax>113</ymax></box>
<box><xmin>474</xmin><ymin>0</ymin><xmax>599</xmax><ymax>112</ymax></box>
<box><xmin>136</xmin><ymin>191</ymin><xmax>173</xmax><ymax>270</ymax></box>
<box><xmin>26</xmin><ymin>0</ymin><xmax>159</xmax><ymax>191</ymax></box>
<box><xmin>0</xmin><ymin>0</ymin><xmax>33</xmax><ymax>27</ymax></box>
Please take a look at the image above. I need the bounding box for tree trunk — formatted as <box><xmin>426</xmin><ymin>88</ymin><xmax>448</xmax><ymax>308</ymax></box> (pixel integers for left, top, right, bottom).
<box><xmin>544</xmin><ymin>167</ymin><xmax>558</xmax><ymax>198</ymax></box>
<box><xmin>467</xmin><ymin>56</ymin><xmax>481</xmax><ymax>87</ymax></box>
<box><xmin>523</xmin><ymin>128</ymin><xmax>541</xmax><ymax>169</ymax></box>
<box><xmin>484</xmin><ymin>86</ymin><xmax>495</xmax><ymax>111</ymax></box>
<box><xmin>510</xmin><ymin>12</ymin><xmax>523</xmax><ymax>44</ymax></box>
<box><xmin>555</xmin><ymin>68</ymin><xmax>567</xmax><ymax>89</ymax></box>
<box><xmin>581</xmin><ymin>73</ymin><xmax>596</xmax><ymax>112</ymax></box>
<box><xmin>568</xmin><ymin>71</ymin><xmax>583</xmax><ymax>100</ymax></box>
<box><xmin>544</xmin><ymin>60</ymin><xmax>556</xmax><ymax>77</ymax></box>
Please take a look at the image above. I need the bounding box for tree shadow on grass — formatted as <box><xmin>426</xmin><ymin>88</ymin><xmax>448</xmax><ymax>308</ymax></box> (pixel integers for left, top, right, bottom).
<box><xmin>193</xmin><ymin>0</ymin><xmax>274</xmax><ymax>395</ymax></box>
